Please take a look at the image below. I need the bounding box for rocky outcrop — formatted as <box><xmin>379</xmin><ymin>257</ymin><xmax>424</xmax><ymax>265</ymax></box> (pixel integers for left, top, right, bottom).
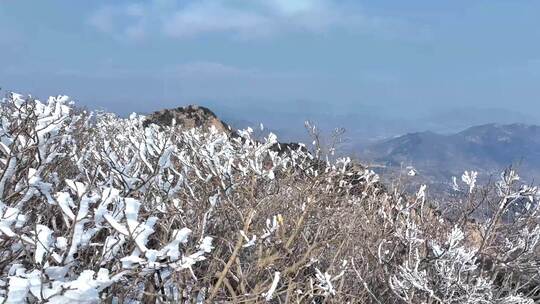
<box><xmin>269</xmin><ymin>142</ymin><xmax>308</xmax><ymax>154</ymax></box>
<box><xmin>144</xmin><ymin>105</ymin><xmax>311</xmax><ymax>156</ymax></box>
<box><xmin>143</xmin><ymin>105</ymin><xmax>235</xmax><ymax>135</ymax></box>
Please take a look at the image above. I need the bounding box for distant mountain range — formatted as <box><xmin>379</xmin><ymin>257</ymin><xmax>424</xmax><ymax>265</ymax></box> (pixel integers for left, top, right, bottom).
<box><xmin>361</xmin><ymin>123</ymin><xmax>540</xmax><ymax>185</ymax></box>
<box><xmin>204</xmin><ymin>101</ymin><xmax>538</xmax><ymax>147</ymax></box>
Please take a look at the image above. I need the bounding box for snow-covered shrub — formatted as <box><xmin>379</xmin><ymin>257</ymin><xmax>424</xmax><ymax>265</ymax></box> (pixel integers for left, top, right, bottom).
<box><xmin>384</xmin><ymin>170</ymin><xmax>540</xmax><ymax>303</ymax></box>
<box><xmin>0</xmin><ymin>92</ymin><xmax>539</xmax><ymax>303</ymax></box>
<box><xmin>0</xmin><ymin>93</ymin><xmax>381</xmax><ymax>303</ymax></box>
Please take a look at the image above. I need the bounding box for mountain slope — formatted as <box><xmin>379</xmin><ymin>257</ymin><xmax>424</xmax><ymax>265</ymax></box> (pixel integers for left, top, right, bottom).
<box><xmin>363</xmin><ymin>123</ymin><xmax>540</xmax><ymax>183</ymax></box>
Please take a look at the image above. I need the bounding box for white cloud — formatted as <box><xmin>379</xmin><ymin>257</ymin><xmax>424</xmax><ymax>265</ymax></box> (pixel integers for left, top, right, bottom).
<box><xmin>87</xmin><ymin>4</ymin><xmax>149</xmax><ymax>41</ymax></box>
<box><xmin>163</xmin><ymin>2</ymin><xmax>273</xmax><ymax>38</ymax></box>
<box><xmin>269</xmin><ymin>0</ymin><xmax>320</xmax><ymax>15</ymax></box>
<box><xmin>87</xmin><ymin>0</ymin><xmax>395</xmax><ymax>40</ymax></box>
<box><xmin>168</xmin><ymin>61</ymin><xmax>258</xmax><ymax>77</ymax></box>
<box><xmin>165</xmin><ymin>61</ymin><xmax>313</xmax><ymax>81</ymax></box>
<box><xmin>88</xmin><ymin>7</ymin><xmax>116</xmax><ymax>34</ymax></box>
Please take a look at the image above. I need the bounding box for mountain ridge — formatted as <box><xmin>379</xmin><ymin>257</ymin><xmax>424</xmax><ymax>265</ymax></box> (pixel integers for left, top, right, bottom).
<box><xmin>362</xmin><ymin>123</ymin><xmax>540</xmax><ymax>184</ymax></box>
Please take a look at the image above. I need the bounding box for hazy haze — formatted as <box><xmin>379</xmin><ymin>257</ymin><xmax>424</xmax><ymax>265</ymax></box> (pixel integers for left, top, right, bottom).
<box><xmin>1</xmin><ymin>0</ymin><xmax>539</xmax><ymax>141</ymax></box>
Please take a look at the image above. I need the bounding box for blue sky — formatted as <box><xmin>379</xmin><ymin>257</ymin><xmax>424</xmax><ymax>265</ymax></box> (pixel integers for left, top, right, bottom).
<box><xmin>1</xmin><ymin>0</ymin><xmax>540</xmax><ymax>129</ymax></box>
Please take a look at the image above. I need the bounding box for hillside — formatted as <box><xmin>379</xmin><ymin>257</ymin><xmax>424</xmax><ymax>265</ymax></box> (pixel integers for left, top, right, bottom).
<box><xmin>363</xmin><ymin>123</ymin><xmax>540</xmax><ymax>185</ymax></box>
<box><xmin>0</xmin><ymin>93</ymin><xmax>539</xmax><ymax>303</ymax></box>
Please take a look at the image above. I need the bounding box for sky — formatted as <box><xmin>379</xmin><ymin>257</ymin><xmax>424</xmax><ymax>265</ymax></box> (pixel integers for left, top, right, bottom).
<box><xmin>1</xmin><ymin>0</ymin><xmax>540</xmax><ymax>136</ymax></box>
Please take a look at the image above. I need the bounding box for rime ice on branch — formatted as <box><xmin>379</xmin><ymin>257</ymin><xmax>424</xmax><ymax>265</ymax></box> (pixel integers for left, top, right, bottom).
<box><xmin>0</xmin><ymin>93</ymin><xmax>539</xmax><ymax>303</ymax></box>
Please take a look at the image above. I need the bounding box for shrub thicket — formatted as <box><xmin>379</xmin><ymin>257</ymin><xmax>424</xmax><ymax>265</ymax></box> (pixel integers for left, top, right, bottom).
<box><xmin>0</xmin><ymin>93</ymin><xmax>538</xmax><ymax>303</ymax></box>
